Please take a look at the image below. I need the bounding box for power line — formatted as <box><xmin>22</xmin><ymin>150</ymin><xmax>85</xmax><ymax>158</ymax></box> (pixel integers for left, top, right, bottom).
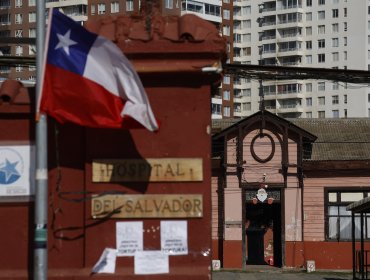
<box><xmin>224</xmin><ymin>63</ymin><xmax>370</xmax><ymax>84</ymax></box>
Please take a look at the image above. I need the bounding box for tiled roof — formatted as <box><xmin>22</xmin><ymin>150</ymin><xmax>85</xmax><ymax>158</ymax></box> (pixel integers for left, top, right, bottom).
<box><xmin>85</xmin><ymin>13</ymin><xmax>226</xmax><ymax>55</ymax></box>
<box><xmin>212</xmin><ymin>117</ymin><xmax>370</xmax><ymax>161</ymax></box>
<box><xmin>290</xmin><ymin>118</ymin><xmax>370</xmax><ymax>161</ymax></box>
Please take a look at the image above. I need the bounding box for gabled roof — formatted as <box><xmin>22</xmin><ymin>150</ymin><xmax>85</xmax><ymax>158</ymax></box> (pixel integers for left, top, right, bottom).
<box><xmin>212</xmin><ymin>110</ymin><xmax>317</xmax><ymax>142</ymax></box>
<box><xmin>212</xmin><ymin>113</ymin><xmax>370</xmax><ymax>162</ymax></box>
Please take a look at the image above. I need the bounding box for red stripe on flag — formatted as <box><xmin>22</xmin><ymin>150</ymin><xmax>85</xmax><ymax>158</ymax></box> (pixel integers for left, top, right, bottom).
<box><xmin>41</xmin><ymin>65</ymin><xmax>144</xmax><ymax>129</ymax></box>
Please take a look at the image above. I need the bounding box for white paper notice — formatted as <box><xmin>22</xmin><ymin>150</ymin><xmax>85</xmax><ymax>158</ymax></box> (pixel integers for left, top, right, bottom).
<box><xmin>134</xmin><ymin>251</ymin><xmax>169</xmax><ymax>275</ymax></box>
<box><xmin>92</xmin><ymin>248</ymin><xmax>117</xmax><ymax>274</ymax></box>
<box><xmin>116</xmin><ymin>221</ymin><xmax>143</xmax><ymax>256</ymax></box>
<box><xmin>161</xmin><ymin>220</ymin><xmax>188</xmax><ymax>255</ymax></box>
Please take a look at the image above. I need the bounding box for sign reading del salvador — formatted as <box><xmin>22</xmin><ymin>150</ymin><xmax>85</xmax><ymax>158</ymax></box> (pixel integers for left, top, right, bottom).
<box><xmin>91</xmin><ymin>194</ymin><xmax>203</xmax><ymax>219</ymax></box>
<box><xmin>92</xmin><ymin>158</ymin><xmax>203</xmax><ymax>182</ymax></box>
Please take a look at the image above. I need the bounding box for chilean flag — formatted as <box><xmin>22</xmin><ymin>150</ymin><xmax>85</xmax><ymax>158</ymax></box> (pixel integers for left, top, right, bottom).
<box><xmin>38</xmin><ymin>9</ymin><xmax>158</xmax><ymax>131</ymax></box>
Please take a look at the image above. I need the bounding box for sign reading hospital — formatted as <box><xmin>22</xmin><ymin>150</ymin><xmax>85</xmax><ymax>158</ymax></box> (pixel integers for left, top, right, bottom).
<box><xmin>92</xmin><ymin>194</ymin><xmax>203</xmax><ymax>219</ymax></box>
<box><xmin>0</xmin><ymin>145</ymin><xmax>35</xmax><ymax>196</ymax></box>
<box><xmin>92</xmin><ymin>158</ymin><xmax>203</xmax><ymax>182</ymax></box>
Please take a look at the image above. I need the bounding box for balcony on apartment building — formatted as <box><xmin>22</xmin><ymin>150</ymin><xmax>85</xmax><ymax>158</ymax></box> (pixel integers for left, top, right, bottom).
<box><xmin>278</xmin><ymin>56</ymin><xmax>301</xmax><ymax>66</ymax></box>
<box><xmin>277</xmin><ymin>42</ymin><xmax>303</xmax><ymax>57</ymax></box>
<box><xmin>277</xmin><ymin>101</ymin><xmax>304</xmax><ymax>113</ymax></box>
<box><xmin>261</xmin><ymin>15</ymin><xmax>277</xmax><ymax>28</ymax></box>
<box><xmin>276</xmin><ymin>1</ymin><xmax>303</xmax><ymax>13</ymax></box>
<box><xmin>259</xmin><ymin>1</ymin><xmax>277</xmax><ymax>16</ymax></box>
<box><xmin>266</xmin><ymin>104</ymin><xmax>304</xmax><ymax>115</ymax></box>
<box><xmin>263</xmin><ymin>84</ymin><xmax>303</xmax><ymax>99</ymax></box>
<box><xmin>260</xmin><ymin>29</ymin><xmax>276</xmax><ymax>42</ymax></box>
<box><xmin>276</xmin><ymin>12</ymin><xmax>303</xmax><ymax>28</ymax></box>
<box><xmin>277</xmin><ymin>27</ymin><xmax>303</xmax><ymax>42</ymax></box>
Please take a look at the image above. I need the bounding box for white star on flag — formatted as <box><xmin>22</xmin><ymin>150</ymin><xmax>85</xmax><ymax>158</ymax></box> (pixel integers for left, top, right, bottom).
<box><xmin>55</xmin><ymin>29</ymin><xmax>77</xmax><ymax>55</ymax></box>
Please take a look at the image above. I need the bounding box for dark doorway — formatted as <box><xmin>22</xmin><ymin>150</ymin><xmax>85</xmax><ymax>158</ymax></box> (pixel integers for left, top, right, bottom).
<box><xmin>245</xmin><ymin>202</ymin><xmax>282</xmax><ymax>267</ymax></box>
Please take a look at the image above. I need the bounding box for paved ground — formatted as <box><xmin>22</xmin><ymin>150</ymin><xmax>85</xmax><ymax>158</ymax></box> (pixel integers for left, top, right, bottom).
<box><xmin>212</xmin><ymin>269</ymin><xmax>353</xmax><ymax>280</ymax></box>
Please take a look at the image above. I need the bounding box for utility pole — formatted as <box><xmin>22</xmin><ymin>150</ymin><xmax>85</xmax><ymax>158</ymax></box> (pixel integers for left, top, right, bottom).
<box><xmin>34</xmin><ymin>0</ymin><xmax>48</xmax><ymax>279</ymax></box>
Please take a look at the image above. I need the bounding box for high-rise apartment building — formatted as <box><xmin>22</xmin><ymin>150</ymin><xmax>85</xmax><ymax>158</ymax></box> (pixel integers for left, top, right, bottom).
<box><xmin>0</xmin><ymin>0</ymin><xmax>180</xmax><ymax>82</ymax></box>
<box><xmin>187</xmin><ymin>0</ymin><xmax>370</xmax><ymax>119</ymax></box>
<box><xmin>0</xmin><ymin>0</ymin><xmax>37</xmax><ymax>81</ymax></box>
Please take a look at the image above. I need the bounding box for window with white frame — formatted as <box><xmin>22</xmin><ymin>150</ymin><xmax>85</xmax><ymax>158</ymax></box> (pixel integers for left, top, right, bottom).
<box><xmin>332</xmin><ymin>38</ymin><xmax>339</xmax><ymax>47</ymax></box>
<box><xmin>332</xmin><ymin>52</ymin><xmax>339</xmax><ymax>61</ymax></box>
<box><xmin>306</xmin><ymin>27</ymin><xmax>312</xmax><ymax>36</ymax></box>
<box><xmin>111</xmin><ymin>2</ymin><xmax>119</xmax><ymax>13</ymax></box>
<box><xmin>29</xmin><ymin>12</ymin><xmax>36</xmax><ymax>23</ymax></box>
<box><xmin>223</xmin><ymin>106</ymin><xmax>230</xmax><ymax>117</ymax></box>
<box><xmin>318</xmin><ymin>39</ymin><xmax>325</xmax><ymax>48</ymax></box>
<box><xmin>28</xmin><ymin>0</ymin><xmax>35</xmax><ymax>6</ymax></box>
<box><xmin>15</xmin><ymin>45</ymin><xmax>23</xmax><ymax>56</ymax></box>
<box><xmin>15</xmin><ymin>14</ymin><xmax>22</xmax><ymax>24</ymax></box>
<box><xmin>126</xmin><ymin>0</ymin><xmax>133</xmax><ymax>11</ymax></box>
<box><xmin>318</xmin><ymin>11</ymin><xmax>325</xmax><ymax>20</ymax></box>
<box><xmin>306</xmin><ymin>12</ymin><xmax>312</xmax><ymax>21</ymax></box>
<box><xmin>223</xmin><ymin>90</ymin><xmax>230</xmax><ymax>100</ymax></box>
<box><xmin>318</xmin><ymin>82</ymin><xmax>325</xmax><ymax>91</ymax></box>
<box><xmin>212</xmin><ymin>104</ymin><xmax>221</xmax><ymax>115</ymax></box>
<box><xmin>306</xmin><ymin>97</ymin><xmax>312</xmax><ymax>106</ymax></box>
<box><xmin>318</xmin><ymin>25</ymin><xmax>325</xmax><ymax>34</ymax></box>
<box><xmin>223</xmin><ymin>9</ymin><xmax>230</xmax><ymax>19</ymax></box>
<box><xmin>165</xmin><ymin>0</ymin><xmax>173</xmax><ymax>9</ymax></box>
<box><xmin>29</xmin><ymin>28</ymin><xmax>36</xmax><ymax>38</ymax></box>
<box><xmin>332</xmin><ymin>23</ymin><xmax>339</xmax><ymax>33</ymax></box>
<box><xmin>306</xmin><ymin>41</ymin><xmax>312</xmax><ymax>49</ymax></box>
<box><xmin>318</xmin><ymin>53</ymin><xmax>325</xmax><ymax>63</ymax></box>
<box><xmin>243</xmin><ymin>102</ymin><xmax>251</xmax><ymax>111</ymax></box>
<box><xmin>15</xmin><ymin>65</ymin><xmax>22</xmax><ymax>72</ymax></box>
<box><xmin>97</xmin><ymin>3</ymin><xmax>106</xmax><ymax>14</ymax></box>
<box><xmin>29</xmin><ymin>45</ymin><xmax>36</xmax><ymax>55</ymax></box>
<box><xmin>223</xmin><ymin>25</ymin><xmax>230</xmax><ymax>36</ymax></box>
<box><xmin>332</xmin><ymin>9</ymin><xmax>338</xmax><ymax>18</ymax></box>
<box><xmin>243</xmin><ymin>6</ymin><xmax>251</xmax><ymax>15</ymax></box>
<box><xmin>223</xmin><ymin>75</ymin><xmax>230</xmax><ymax>84</ymax></box>
<box><xmin>306</xmin><ymin>55</ymin><xmax>312</xmax><ymax>64</ymax></box>
<box><xmin>332</xmin><ymin>95</ymin><xmax>339</xmax><ymax>105</ymax></box>
<box><xmin>15</xmin><ymin>29</ymin><xmax>22</xmax><ymax>37</ymax></box>
<box><xmin>243</xmin><ymin>20</ymin><xmax>251</xmax><ymax>28</ymax></box>
<box><xmin>91</xmin><ymin>4</ymin><xmax>95</xmax><ymax>14</ymax></box>
<box><xmin>15</xmin><ymin>0</ymin><xmax>22</xmax><ymax>7</ymax></box>
<box><xmin>326</xmin><ymin>190</ymin><xmax>370</xmax><ymax>241</ymax></box>
<box><xmin>318</xmin><ymin>111</ymin><xmax>325</xmax><ymax>118</ymax></box>
<box><xmin>318</xmin><ymin>96</ymin><xmax>325</xmax><ymax>105</ymax></box>
<box><xmin>306</xmin><ymin>83</ymin><xmax>312</xmax><ymax>92</ymax></box>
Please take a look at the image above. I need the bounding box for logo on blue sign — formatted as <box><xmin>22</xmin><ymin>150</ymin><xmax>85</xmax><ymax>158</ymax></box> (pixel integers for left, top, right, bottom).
<box><xmin>0</xmin><ymin>148</ymin><xmax>23</xmax><ymax>185</ymax></box>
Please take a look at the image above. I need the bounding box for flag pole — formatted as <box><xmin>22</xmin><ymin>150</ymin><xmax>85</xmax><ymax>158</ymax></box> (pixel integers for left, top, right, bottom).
<box><xmin>34</xmin><ymin>0</ymin><xmax>48</xmax><ymax>279</ymax></box>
